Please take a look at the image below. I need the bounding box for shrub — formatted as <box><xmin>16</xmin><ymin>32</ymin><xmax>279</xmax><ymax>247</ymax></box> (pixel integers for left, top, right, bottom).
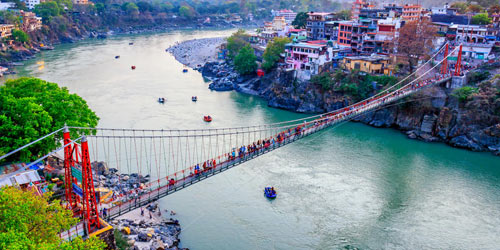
<box><xmin>311</xmin><ymin>73</ymin><xmax>334</xmax><ymax>90</ymax></box>
<box><xmin>452</xmin><ymin>86</ymin><xmax>478</xmax><ymax>103</ymax></box>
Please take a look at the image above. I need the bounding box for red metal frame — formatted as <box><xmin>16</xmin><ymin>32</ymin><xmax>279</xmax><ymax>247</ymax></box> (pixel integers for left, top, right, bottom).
<box><xmin>63</xmin><ymin>127</ymin><xmax>74</xmax><ymax>209</ymax></box>
<box><xmin>441</xmin><ymin>44</ymin><xmax>449</xmax><ymax>75</ymax></box>
<box><xmin>81</xmin><ymin>136</ymin><xmax>100</xmax><ymax>234</ymax></box>
<box><xmin>454</xmin><ymin>45</ymin><xmax>463</xmax><ymax>76</ymax></box>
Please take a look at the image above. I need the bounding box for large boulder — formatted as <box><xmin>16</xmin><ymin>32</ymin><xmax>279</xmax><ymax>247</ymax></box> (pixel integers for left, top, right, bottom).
<box><xmin>449</xmin><ymin>135</ymin><xmax>482</xmax><ymax>151</ymax></box>
<box><xmin>91</xmin><ymin>161</ymin><xmax>109</xmax><ymax>176</ymax></box>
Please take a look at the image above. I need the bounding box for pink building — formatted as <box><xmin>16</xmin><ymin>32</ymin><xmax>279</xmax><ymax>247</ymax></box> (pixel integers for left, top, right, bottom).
<box><xmin>284</xmin><ymin>41</ymin><xmax>335</xmax><ymax>80</ymax></box>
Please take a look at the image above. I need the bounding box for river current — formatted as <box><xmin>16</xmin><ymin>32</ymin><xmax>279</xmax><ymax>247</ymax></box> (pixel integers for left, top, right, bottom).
<box><xmin>9</xmin><ymin>29</ymin><xmax>500</xmax><ymax>250</ymax></box>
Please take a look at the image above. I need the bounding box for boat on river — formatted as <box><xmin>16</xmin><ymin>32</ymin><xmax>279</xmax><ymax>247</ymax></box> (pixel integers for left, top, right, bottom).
<box><xmin>264</xmin><ymin>187</ymin><xmax>277</xmax><ymax>199</ymax></box>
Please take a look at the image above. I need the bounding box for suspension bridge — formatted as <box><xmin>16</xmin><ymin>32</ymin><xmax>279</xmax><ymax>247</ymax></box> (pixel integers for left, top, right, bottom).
<box><xmin>0</xmin><ymin>43</ymin><xmax>474</xmax><ymax>237</ymax></box>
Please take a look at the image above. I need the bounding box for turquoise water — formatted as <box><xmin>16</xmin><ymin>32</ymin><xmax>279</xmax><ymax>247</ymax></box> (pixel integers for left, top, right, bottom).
<box><xmin>9</xmin><ymin>29</ymin><xmax>500</xmax><ymax>249</ymax></box>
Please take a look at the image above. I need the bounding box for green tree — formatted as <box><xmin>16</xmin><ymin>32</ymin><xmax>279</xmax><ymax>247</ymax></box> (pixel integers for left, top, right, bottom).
<box><xmin>123</xmin><ymin>2</ymin><xmax>139</xmax><ymax>14</ymax></box>
<box><xmin>234</xmin><ymin>44</ymin><xmax>257</xmax><ymax>75</ymax></box>
<box><xmin>11</xmin><ymin>29</ymin><xmax>29</xmax><ymax>43</ymax></box>
<box><xmin>471</xmin><ymin>13</ymin><xmax>492</xmax><ymax>24</ymax></box>
<box><xmin>262</xmin><ymin>37</ymin><xmax>291</xmax><ymax>71</ymax></box>
<box><xmin>292</xmin><ymin>12</ymin><xmax>308</xmax><ymax>28</ymax></box>
<box><xmin>136</xmin><ymin>1</ymin><xmax>153</xmax><ymax>12</ymax></box>
<box><xmin>226</xmin><ymin>29</ymin><xmax>249</xmax><ymax>59</ymax></box>
<box><xmin>161</xmin><ymin>2</ymin><xmax>174</xmax><ymax>12</ymax></box>
<box><xmin>179</xmin><ymin>5</ymin><xmax>195</xmax><ymax>19</ymax></box>
<box><xmin>0</xmin><ymin>186</ymin><xmax>106</xmax><ymax>249</ymax></box>
<box><xmin>34</xmin><ymin>1</ymin><xmax>61</xmax><ymax>22</ymax></box>
<box><xmin>0</xmin><ymin>78</ymin><xmax>99</xmax><ymax>163</ymax></box>
<box><xmin>337</xmin><ymin>9</ymin><xmax>352</xmax><ymax>20</ymax></box>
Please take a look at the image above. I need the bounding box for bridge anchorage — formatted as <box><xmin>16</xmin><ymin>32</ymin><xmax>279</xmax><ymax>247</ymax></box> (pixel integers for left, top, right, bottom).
<box><xmin>0</xmin><ymin>43</ymin><xmax>477</xmax><ymax>239</ymax></box>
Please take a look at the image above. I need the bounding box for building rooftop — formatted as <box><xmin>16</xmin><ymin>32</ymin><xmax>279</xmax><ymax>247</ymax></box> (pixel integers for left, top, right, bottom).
<box><xmin>344</xmin><ymin>55</ymin><xmax>389</xmax><ymax>62</ymax></box>
<box><xmin>287</xmin><ymin>42</ymin><xmax>326</xmax><ymax>49</ymax></box>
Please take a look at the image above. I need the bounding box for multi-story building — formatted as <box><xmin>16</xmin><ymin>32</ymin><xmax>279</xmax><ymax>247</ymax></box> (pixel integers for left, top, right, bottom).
<box><xmin>337</xmin><ymin>21</ymin><xmax>355</xmax><ymax>47</ymax></box>
<box><xmin>324</xmin><ymin>21</ymin><xmax>338</xmax><ymax>41</ymax></box>
<box><xmin>21</xmin><ymin>11</ymin><xmax>42</xmax><ymax>32</ymax></box>
<box><xmin>352</xmin><ymin>0</ymin><xmax>376</xmax><ymax>19</ymax></box>
<box><xmin>272</xmin><ymin>9</ymin><xmax>297</xmax><ymax>25</ymax></box>
<box><xmin>284</xmin><ymin>40</ymin><xmax>335</xmax><ymax>80</ymax></box>
<box><xmin>0</xmin><ymin>24</ymin><xmax>14</xmax><ymax>38</ymax></box>
<box><xmin>272</xmin><ymin>16</ymin><xmax>287</xmax><ymax>31</ymax></box>
<box><xmin>341</xmin><ymin>55</ymin><xmax>391</xmax><ymax>75</ymax></box>
<box><xmin>451</xmin><ymin>24</ymin><xmax>492</xmax><ymax>43</ymax></box>
<box><xmin>359</xmin><ymin>8</ymin><xmax>391</xmax><ymax>19</ymax></box>
<box><xmin>492</xmin><ymin>12</ymin><xmax>500</xmax><ymax>28</ymax></box>
<box><xmin>402</xmin><ymin>4</ymin><xmax>422</xmax><ymax>22</ymax></box>
<box><xmin>383</xmin><ymin>4</ymin><xmax>403</xmax><ymax>17</ymax></box>
<box><xmin>306</xmin><ymin>12</ymin><xmax>335</xmax><ymax>40</ymax></box>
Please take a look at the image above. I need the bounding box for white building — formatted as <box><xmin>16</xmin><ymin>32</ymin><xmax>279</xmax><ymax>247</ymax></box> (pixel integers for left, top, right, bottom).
<box><xmin>431</xmin><ymin>3</ymin><xmax>456</xmax><ymax>15</ymax></box>
<box><xmin>272</xmin><ymin>9</ymin><xmax>297</xmax><ymax>25</ymax></box>
<box><xmin>0</xmin><ymin>2</ymin><xmax>15</xmax><ymax>10</ymax></box>
<box><xmin>23</xmin><ymin>0</ymin><xmax>41</xmax><ymax>10</ymax></box>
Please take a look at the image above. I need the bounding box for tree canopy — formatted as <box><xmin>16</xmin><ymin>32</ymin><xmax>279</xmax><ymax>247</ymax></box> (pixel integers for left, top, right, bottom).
<box><xmin>11</xmin><ymin>29</ymin><xmax>29</xmax><ymax>43</ymax></box>
<box><xmin>394</xmin><ymin>19</ymin><xmax>436</xmax><ymax>73</ymax></box>
<box><xmin>234</xmin><ymin>44</ymin><xmax>257</xmax><ymax>75</ymax></box>
<box><xmin>292</xmin><ymin>12</ymin><xmax>308</xmax><ymax>29</ymax></box>
<box><xmin>226</xmin><ymin>29</ymin><xmax>249</xmax><ymax>59</ymax></box>
<box><xmin>262</xmin><ymin>37</ymin><xmax>291</xmax><ymax>71</ymax></box>
<box><xmin>0</xmin><ymin>78</ymin><xmax>99</xmax><ymax>163</ymax></box>
<box><xmin>179</xmin><ymin>5</ymin><xmax>196</xmax><ymax>19</ymax></box>
<box><xmin>337</xmin><ymin>9</ymin><xmax>352</xmax><ymax>20</ymax></box>
<box><xmin>0</xmin><ymin>186</ymin><xmax>106</xmax><ymax>249</ymax></box>
<box><xmin>471</xmin><ymin>13</ymin><xmax>492</xmax><ymax>24</ymax></box>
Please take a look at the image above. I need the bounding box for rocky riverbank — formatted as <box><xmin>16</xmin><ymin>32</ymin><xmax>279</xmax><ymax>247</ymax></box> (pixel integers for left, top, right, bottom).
<box><xmin>91</xmin><ymin>162</ymin><xmax>187</xmax><ymax>249</ymax></box>
<box><xmin>196</xmin><ymin>57</ymin><xmax>500</xmax><ymax>156</ymax></box>
<box><xmin>111</xmin><ymin>205</ymin><xmax>186</xmax><ymax>250</ymax></box>
<box><xmin>166</xmin><ymin>37</ymin><xmax>225</xmax><ymax>68</ymax></box>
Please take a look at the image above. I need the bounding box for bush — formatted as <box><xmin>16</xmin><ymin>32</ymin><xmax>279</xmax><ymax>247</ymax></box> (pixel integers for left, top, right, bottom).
<box><xmin>452</xmin><ymin>86</ymin><xmax>478</xmax><ymax>103</ymax></box>
<box><xmin>114</xmin><ymin>229</ymin><xmax>128</xmax><ymax>250</ymax></box>
<box><xmin>11</xmin><ymin>29</ymin><xmax>29</xmax><ymax>43</ymax></box>
<box><xmin>311</xmin><ymin>73</ymin><xmax>334</xmax><ymax>90</ymax></box>
<box><xmin>47</xmin><ymin>183</ymin><xmax>55</xmax><ymax>191</ymax></box>
<box><xmin>469</xmin><ymin>71</ymin><xmax>490</xmax><ymax>84</ymax></box>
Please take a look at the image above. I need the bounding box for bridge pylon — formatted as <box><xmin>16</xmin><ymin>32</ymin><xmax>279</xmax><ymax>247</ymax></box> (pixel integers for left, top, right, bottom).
<box><xmin>80</xmin><ymin>136</ymin><xmax>101</xmax><ymax>234</ymax></box>
<box><xmin>454</xmin><ymin>44</ymin><xmax>463</xmax><ymax>76</ymax></box>
<box><xmin>440</xmin><ymin>43</ymin><xmax>449</xmax><ymax>75</ymax></box>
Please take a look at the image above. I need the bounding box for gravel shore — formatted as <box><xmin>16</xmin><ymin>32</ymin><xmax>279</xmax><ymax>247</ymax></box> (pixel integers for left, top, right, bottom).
<box><xmin>166</xmin><ymin>37</ymin><xmax>225</xmax><ymax>68</ymax></box>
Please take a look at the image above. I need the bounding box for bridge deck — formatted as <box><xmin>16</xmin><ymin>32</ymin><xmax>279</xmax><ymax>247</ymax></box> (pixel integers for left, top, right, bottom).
<box><xmin>104</xmin><ymin>76</ymin><xmax>451</xmax><ymax>219</ymax></box>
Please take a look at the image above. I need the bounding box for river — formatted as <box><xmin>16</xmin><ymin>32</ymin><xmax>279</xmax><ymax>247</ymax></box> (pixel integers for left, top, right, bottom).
<box><xmin>8</xmin><ymin>29</ymin><xmax>500</xmax><ymax>250</ymax></box>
